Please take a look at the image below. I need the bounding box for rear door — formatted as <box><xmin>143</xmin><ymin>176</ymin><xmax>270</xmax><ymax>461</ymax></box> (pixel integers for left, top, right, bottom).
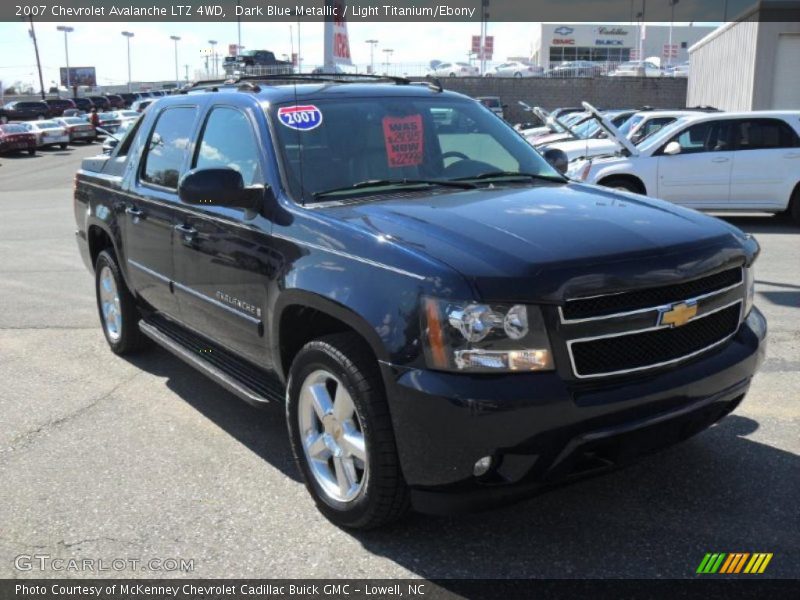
<box><xmin>172</xmin><ymin>104</ymin><xmax>274</xmax><ymax>366</ymax></box>
<box><xmin>123</xmin><ymin>105</ymin><xmax>198</xmax><ymax>318</ymax></box>
<box><xmin>656</xmin><ymin>119</ymin><xmax>733</xmax><ymax>208</ymax></box>
<box><xmin>729</xmin><ymin>117</ymin><xmax>800</xmax><ymax>209</ymax></box>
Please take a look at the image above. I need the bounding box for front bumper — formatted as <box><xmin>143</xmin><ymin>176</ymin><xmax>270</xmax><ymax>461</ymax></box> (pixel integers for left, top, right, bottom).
<box><xmin>382</xmin><ymin>308</ymin><xmax>767</xmax><ymax>514</ymax></box>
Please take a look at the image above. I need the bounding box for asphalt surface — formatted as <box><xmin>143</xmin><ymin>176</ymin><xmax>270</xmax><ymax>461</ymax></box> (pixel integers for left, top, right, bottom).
<box><xmin>0</xmin><ymin>144</ymin><xmax>798</xmax><ymax>580</ymax></box>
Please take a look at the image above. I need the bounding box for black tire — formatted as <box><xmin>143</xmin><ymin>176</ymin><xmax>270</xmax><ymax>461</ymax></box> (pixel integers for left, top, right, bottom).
<box><xmin>27</xmin><ymin>149</ymin><xmax>35</xmax><ymax>156</ymax></box>
<box><xmin>60</xmin><ymin>143</ymin><xmax>68</xmax><ymax>149</ymax></box>
<box><xmin>782</xmin><ymin>185</ymin><xmax>800</xmax><ymax>225</ymax></box>
<box><xmin>602</xmin><ymin>177</ymin><xmax>644</xmax><ymax>194</ymax></box>
<box><xmin>514</xmin><ymin>71</ymin><xmax>522</xmax><ymax>78</ymax></box>
<box><xmin>94</xmin><ymin>250</ymin><xmax>147</xmax><ymax>355</ymax></box>
<box><xmin>286</xmin><ymin>332</ymin><xmax>409</xmax><ymax>529</ymax></box>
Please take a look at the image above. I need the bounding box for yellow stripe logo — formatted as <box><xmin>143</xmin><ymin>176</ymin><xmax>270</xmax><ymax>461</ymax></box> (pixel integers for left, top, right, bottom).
<box><xmin>697</xmin><ymin>552</ymin><xmax>773</xmax><ymax>574</ymax></box>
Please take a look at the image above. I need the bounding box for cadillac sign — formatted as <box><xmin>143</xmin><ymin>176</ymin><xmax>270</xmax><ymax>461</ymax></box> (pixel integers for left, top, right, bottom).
<box><xmin>596</xmin><ymin>26</ymin><xmax>629</xmax><ymax>36</ymax></box>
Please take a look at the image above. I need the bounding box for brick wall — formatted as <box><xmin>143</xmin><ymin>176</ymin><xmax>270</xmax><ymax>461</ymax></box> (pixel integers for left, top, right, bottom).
<box><xmin>420</xmin><ymin>77</ymin><xmax>689</xmax><ymax>124</ymax></box>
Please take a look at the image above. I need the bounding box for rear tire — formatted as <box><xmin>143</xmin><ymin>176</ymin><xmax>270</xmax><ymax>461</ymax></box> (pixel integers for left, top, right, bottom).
<box><xmin>782</xmin><ymin>185</ymin><xmax>800</xmax><ymax>225</ymax></box>
<box><xmin>286</xmin><ymin>333</ymin><xmax>409</xmax><ymax>529</ymax></box>
<box><xmin>94</xmin><ymin>250</ymin><xmax>147</xmax><ymax>355</ymax></box>
<box><xmin>60</xmin><ymin>143</ymin><xmax>68</xmax><ymax>149</ymax></box>
<box><xmin>27</xmin><ymin>149</ymin><xmax>35</xmax><ymax>156</ymax></box>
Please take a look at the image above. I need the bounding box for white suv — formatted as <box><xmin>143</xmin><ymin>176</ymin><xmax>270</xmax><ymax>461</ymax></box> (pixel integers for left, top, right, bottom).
<box><xmin>569</xmin><ymin>109</ymin><xmax>800</xmax><ymax>221</ymax></box>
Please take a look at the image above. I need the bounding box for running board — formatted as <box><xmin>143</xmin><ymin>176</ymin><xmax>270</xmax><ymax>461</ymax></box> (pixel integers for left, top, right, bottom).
<box><xmin>139</xmin><ymin>316</ymin><xmax>285</xmax><ymax>407</ymax></box>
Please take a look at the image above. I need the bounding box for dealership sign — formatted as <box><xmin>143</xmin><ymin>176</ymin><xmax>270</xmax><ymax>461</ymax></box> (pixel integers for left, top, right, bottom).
<box><xmin>59</xmin><ymin>67</ymin><xmax>96</xmax><ymax>87</ymax></box>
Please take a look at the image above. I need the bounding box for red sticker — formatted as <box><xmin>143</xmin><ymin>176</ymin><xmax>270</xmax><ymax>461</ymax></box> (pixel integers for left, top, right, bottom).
<box><xmin>382</xmin><ymin>115</ymin><xmax>424</xmax><ymax>168</ymax></box>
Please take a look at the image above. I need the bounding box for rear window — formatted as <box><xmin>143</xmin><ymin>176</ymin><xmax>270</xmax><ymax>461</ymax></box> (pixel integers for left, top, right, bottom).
<box><xmin>734</xmin><ymin>118</ymin><xmax>800</xmax><ymax>150</ymax></box>
<box><xmin>19</xmin><ymin>102</ymin><xmax>47</xmax><ymax>109</ymax></box>
<box><xmin>0</xmin><ymin>124</ymin><xmax>27</xmax><ymax>133</ymax></box>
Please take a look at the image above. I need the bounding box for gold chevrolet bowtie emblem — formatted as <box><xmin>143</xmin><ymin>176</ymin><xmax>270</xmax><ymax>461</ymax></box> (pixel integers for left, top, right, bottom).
<box><xmin>660</xmin><ymin>302</ymin><xmax>698</xmax><ymax>328</ymax></box>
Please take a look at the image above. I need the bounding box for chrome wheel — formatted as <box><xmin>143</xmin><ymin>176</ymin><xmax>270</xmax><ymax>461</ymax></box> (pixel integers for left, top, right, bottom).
<box><xmin>298</xmin><ymin>369</ymin><xmax>368</xmax><ymax>503</ymax></box>
<box><xmin>98</xmin><ymin>265</ymin><xmax>122</xmax><ymax>342</ymax></box>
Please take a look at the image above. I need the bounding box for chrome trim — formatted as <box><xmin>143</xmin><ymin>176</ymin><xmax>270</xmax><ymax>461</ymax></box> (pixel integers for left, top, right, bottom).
<box><xmin>172</xmin><ymin>281</ymin><xmax>262</xmax><ymax>325</ymax></box>
<box><xmin>127</xmin><ymin>259</ymin><xmax>262</xmax><ymax>326</ymax></box>
<box><xmin>567</xmin><ymin>300</ymin><xmax>743</xmax><ymax>379</ymax></box>
<box><xmin>559</xmin><ymin>268</ymin><xmax>744</xmax><ymax>324</ymax></box>
<box><xmin>128</xmin><ymin>258</ymin><xmax>170</xmax><ymax>283</ymax></box>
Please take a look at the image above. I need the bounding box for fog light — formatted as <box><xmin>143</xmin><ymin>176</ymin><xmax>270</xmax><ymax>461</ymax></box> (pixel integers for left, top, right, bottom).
<box><xmin>473</xmin><ymin>455</ymin><xmax>493</xmax><ymax>477</ymax></box>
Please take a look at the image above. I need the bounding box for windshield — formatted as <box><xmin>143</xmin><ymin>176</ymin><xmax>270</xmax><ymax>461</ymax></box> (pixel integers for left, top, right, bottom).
<box><xmin>618</xmin><ymin>114</ymin><xmax>645</xmax><ymax>137</ymax></box>
<box><xmin>0</xmin><ymin>124</ymin><xmax>27</xmax><ymax>133</ymax></box>
<box><xmin>270</xmin><ymin>96</ymin><xmax>563</xmax><ymax>203</ymax></box>
<box><xmin>36</xmin><ymin>121</ymin><xmax>59</xmax><ymax>128</ymax></box>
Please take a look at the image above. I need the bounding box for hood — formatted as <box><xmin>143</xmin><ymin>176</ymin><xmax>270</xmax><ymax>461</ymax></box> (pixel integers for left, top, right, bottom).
<box><xmin>320</xmin><ymin>183</ymin><xmax>749</xmax><ymax>302</ymax></box>
<box><xmin>582</xmin><ymin>101</ymin><xmax>639</xmax><ymax>156</ymax></box>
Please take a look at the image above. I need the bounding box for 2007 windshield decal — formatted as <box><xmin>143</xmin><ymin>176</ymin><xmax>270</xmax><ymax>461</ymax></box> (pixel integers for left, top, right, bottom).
<box><xmin>277</xmin><ymin>105</ymin><xmax>323</xmax><ymax>131</ymax></box>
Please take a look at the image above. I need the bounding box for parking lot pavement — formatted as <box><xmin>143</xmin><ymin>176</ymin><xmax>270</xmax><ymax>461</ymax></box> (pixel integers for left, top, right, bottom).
<box><xmin>0</xmin><ymin>145</ymin><xmax>797</xmax><ymax>580</ymax></box>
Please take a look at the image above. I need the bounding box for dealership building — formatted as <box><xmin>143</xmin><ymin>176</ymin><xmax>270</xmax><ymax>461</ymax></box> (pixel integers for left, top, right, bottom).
<box><xmin>687</xmin><ymin>2</ymin><xmax>800</xmax><ymax>110</ymax></box>
<box><xmin>530</xmin><ymin>23</ymin><xmax>716</xmax><ymax>67</ymax></box>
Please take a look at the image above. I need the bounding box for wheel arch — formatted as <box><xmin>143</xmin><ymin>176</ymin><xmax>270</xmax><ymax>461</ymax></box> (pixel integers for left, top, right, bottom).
<box><xmin>597</xmin><ymin>173</ymin><xmax>648</xmax><ymax>195</ymax></box>
<box><xmin>272</xmin><ymin>290</ymin><xmax>389</xmax><ymax>383</ymax></box>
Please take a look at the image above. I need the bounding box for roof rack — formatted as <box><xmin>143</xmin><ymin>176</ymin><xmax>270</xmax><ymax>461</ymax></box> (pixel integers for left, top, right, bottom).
<box><xmin>181</xmin><ymin>72</ymin><xmax>417</xmax><ymax>93</ymax></box>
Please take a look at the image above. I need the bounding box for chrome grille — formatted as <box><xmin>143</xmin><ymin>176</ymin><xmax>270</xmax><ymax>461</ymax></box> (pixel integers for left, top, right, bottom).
<box><xmin>560</xmin><ymin>268</ymin><xmax>745</xmax><ymax>379</ymax></box>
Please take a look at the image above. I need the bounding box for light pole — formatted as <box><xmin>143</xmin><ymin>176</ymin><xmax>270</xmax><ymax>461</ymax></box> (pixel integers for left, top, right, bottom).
<box><xmin>170</xmin><ymin>36</ymin><xmax>181</xmax><ymax>88</ymax></box>
<box><xmin>56</xmin><ymin>26</ymin><xmax>73</xmax><ymax>94</ymax></box>
<box><xmin>365</xmin><ymin>39</ymin><xmax>378</xmax><ymax>74</ymax></box>
<box><xmin>668</xmin><ymin>0</ymin><xmax>679</xmax><ymax>67</ymax></box>
<box><xmin>382</xmin><ymin>48</ymin><xmax>393</xmax><ymax>75</ymax></box>
<box><xmin>121</xmin><ymin>31</ymin><xmax>134</xmax><ymax>92</ymax></box>
<box><xmin>208</xmin><ymin>39</ymin><xmax>218</xmax><ymax>76</ymax></box>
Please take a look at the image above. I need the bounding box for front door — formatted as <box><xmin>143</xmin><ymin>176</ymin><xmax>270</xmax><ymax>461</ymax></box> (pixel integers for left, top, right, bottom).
<box><xmin>172</xmin><ymin>105</ymin><xmax>274</xmax><ymax>367</ymax></box>
<box><xmin>656</xmin><ymin>119</ymin><xmax>733</xmax><ymax>208</ymax></box>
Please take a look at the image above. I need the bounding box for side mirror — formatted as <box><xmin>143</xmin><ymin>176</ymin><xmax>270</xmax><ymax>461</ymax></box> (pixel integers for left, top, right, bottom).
<box><xmin>178</xmin><ymin>168</ymin><xmax>263</xmax><ymax>211</ymax></box>
<box><xmin>543</xmin><ymin>148</ymin><xmax>569</xmax><ymax>174</ymax></box>
<box><xmin>663</xmin><ymin>141</ymin><xmax>682</xmax><ymax>156</ymax></box>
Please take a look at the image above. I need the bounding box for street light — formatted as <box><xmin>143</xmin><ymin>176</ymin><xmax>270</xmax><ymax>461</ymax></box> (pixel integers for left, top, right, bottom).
<box><xmin>208</xmin><ymin>39</ymin><xmax>218</xmax><ymax>76</ymax></box>
<box><xmin>121</xmin><ymin>31</ymin><xmax>134</xmax><ymax>93</ymax></box>
<box><xmin>56</xmin><ymin>26</ymin><xmax>74</xmax><ymax>94</ymax></box>
<box><xmin>382</xmin><ymin>48</ymin><xmax>393</xmax><ymax>75</ymax></box>
<box><xmin>170</xmin><ymin>36</ymin><xmax>181</xmax><ymax>88</ymax></box>
<box><xmin>365</xmin><ymin>39</ymin><xmax>378</xmax><ymax>74</ymax></box>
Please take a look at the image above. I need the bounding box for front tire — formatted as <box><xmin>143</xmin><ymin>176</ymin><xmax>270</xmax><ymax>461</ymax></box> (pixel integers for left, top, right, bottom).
<box><xmin>94</xmin><ymin>250</ymin><xmax>147</xmax><ymax>355</ymax></box>
<box><xmin>601</xmin><ymin>177</ymin><xmax>644</xmax><ymax>194</ymax></box>
<box><xmin>782</xmin><ymin>185</ymin><xmax>800</xmax><ymax>225</ymax></box>
<box><xmin>287</xmin><ymin>333</ymin><xmax>409</xmax><ymax>529</ymax></box>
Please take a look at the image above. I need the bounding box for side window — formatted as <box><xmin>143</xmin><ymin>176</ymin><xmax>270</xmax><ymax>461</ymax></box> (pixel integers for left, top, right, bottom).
<box><xmin>193</xmin><ymin>107</ymin><xmax>262</xmax><ymax>186</ymax></box>
<box><xmin>734</xmin><ymin>118</ymin><xmax>800</xmax><ymax>151</ymax></box>
<box><xmin>115</xmin><ymin>117</ymin><xmax>144</xmax><ymax>157</ymax></box>
<box><xmin>668</xmin><ymin>121</ymin><xmax>730</xmax><ymax>154</ymax></box>
<box><xmin>141</xmin><ymin>107</ymin><xmax>196</xmax><ymax>189</ymax></box>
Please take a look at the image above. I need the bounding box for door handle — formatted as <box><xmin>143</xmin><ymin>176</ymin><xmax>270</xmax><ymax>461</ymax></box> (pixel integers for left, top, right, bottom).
<box><xmin>174</xmin><ymin>224</ymin><xmax>197</xmax><ymax>236</ymax></box>
<box><xmin>125</xmin><ymin>206</ymin><xmax>144</xmax><ymax>218</ymax></box>
<box><xmin>711</xmin><ymin>157</ymin><xmax>730</xmax><ymax>163</ymax></box>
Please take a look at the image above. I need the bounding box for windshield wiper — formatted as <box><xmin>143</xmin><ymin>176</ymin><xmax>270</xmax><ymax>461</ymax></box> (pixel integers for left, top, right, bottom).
<box><xmin>454</xmin><ymin>171</ymin><xmax>566</xmax><ymax>183</ymax></box>
<box><xmin>312</xmin><ymin>178</ymin><xmax>476</xmax><ymax>199</ymax></box>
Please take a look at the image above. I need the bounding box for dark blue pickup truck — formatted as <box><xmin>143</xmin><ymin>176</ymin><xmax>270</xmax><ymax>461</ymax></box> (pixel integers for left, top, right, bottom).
<box><xmin>74</xmin><ymin>75</ymin><xmax>766</xmax><ymax>529</ymax></box>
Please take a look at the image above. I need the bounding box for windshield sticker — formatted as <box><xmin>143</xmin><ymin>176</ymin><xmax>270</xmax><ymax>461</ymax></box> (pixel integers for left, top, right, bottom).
<box><xmin>382</xmin><ymin>114</ymin><xmax>424</xmax><ymax>167</ymax></box>
<box><xmin>277</xmin><ymin>105</ymin><xmax>323</xmax><ymax>131</ymax></box>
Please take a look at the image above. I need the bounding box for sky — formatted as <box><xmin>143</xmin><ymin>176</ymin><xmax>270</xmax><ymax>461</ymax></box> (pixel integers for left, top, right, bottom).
<box><xmin>0</xmin><ymin>20</ymin><xmax>715</xmax><ymax>91</ymax></box>
<box><xmin>0</xmin><ymin>21</ymin><xmax>544</xmax><ymax>89</ymax></box>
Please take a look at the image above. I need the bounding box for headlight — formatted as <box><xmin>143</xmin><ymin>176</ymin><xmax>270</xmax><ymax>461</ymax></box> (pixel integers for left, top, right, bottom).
<box><xmin>744</xmin><ymin>265</ymin><xmax>755</xmax><ymax>317</ymax></box>
<box><xmin>421</xmin><ymin>297</ymin><xmax>554</xmax><ymax>373</ymax></box>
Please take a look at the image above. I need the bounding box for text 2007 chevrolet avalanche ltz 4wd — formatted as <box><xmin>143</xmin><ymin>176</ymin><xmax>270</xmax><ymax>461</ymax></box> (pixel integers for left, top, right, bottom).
<box><xmin>74</xmin><ymin>76</ymin><xmax>766</xmax><ymax>529</ymax></box>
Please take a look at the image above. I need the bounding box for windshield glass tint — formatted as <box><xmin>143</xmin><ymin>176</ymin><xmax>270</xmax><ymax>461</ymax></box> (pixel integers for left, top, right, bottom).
<box><xmin>0</xmin><ymin>124</ymin><xmax>26</xmax><ymax>133</ymax></box>
<box><xmin>270</xmin><ymin>97</ymin><xmax>561</xmax><ymax>203</ymax></box>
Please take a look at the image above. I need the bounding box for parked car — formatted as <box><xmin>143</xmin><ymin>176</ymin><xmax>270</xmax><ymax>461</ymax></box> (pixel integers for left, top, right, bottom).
<box><xmin>666</xmin><ymin>61</ymin><xmax>690</xmax><ymax>78</ymax></box>
<box><xmin>0</xmin><ymin>101</ymin><xmax>50</xmax><ymax>123</ymax></box>
<box><xmin>88</xmin><ymin>96</ymin><xmax>111</xmax><ymax>111</ymax></box>
<box><xmin>546</xmin><ymin>61</ymin><xmax>604</xmax><ymax>77</ymax></box>
<box><xmin>608</xmin><ymin>61</ymin><xmax>663</xmax><ymax>77</ymax></box>
<box><xmin>72</xmin><ymin>97</ymin><xmax>95</xmax><ymax>113</ymax></box>
<box><xmin>540</xmin><ymin>110</ymin><xmax>706</xmax><ymax>163</ymax></box>
<box><xmin>45</xmin><ymin>98</ymin><xmax>77</xmax><ymax>117</ymax></box>
<box><xmin>476</xmin><ymin>96</ymin><xmax>505</xmax><ymax>119</ymax></box>
<box><xmin>104</xmin><ymin>94</ymin><xmax>126</xmax><ymax>109</ymax></box>
<box><xmin>74</xmin><ymin>81</ymin><xmax>765</xmax><ymax>528</ymax></box>
<box><xmin>487</xmin><ymin>61</ymin><xmax>542</xmax><ymax>78</ymax></box>
<box><xmin>19</xmin><ymin>120</ymin><xmax>70</xmax><ymax>148</ymax></box>
<box><xmin>224</xmin><ymin>49</ymin><xmax>293</xmax><ymax>75</ymax></box>
<box><xmin>111</xmin><ymin>110</ymin><xmax>141</xmax><ymax>124</ymax></box>
<box><xmin>568</xmin><ymin>103</ymin><xmax>800</xmax><ymax>221</ymax></box>
<box><xmin>0</xmin><ymin>123</ymin><xmax>37</xmax><ymax>155</ymax></box>
<box><xmin>101</xmin><ymin>118</ymin><xmax>136</xmax><ymax>154</ymax></box>
<box><xmin>54</xmin><ymin>116</ymin><xmax>97</xmax><ymax>143</ymax></box>
<box><xmin>130</xmin><ymin>99</ymin><xmax>154</xmax><ymax>113</ymax></box>
<box><xmin>429</xmin><ymin>62</ymin><xmax>480</xmax><ymax>77</ymax></box>
<box><xmin>86</xmin><ymin>111</ymin><xmax>123</xmax><ymax>133</ymax></box>
<box><xmin>119</xmin><ymin>93</ymin><xmax>142</xmax><ymax>107</ymax></box>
